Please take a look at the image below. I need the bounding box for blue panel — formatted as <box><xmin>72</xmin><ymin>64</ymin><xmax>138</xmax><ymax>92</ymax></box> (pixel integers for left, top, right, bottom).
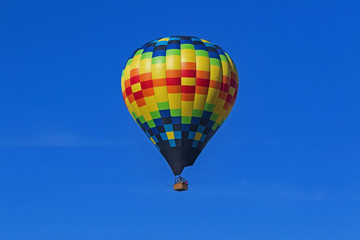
<box><xmin>167</xmin><ymin>44</ymin><xmax>180</xmax><ymax>50</ymax></box>
<box><xmin>191</xmin><ymin>117</ymin><xmax>201</xmax><ymax>125</ymax></box>
<box><xmin>207</xmin><ymin>120</ymin><xmax>215</xmax><ymax>128</ymax></box>
<box><xmin>159</xmin><ymin>110</ymin><xmax>171</xmax><ymax>118</ymax></box>
<box><xmin>160</xmin><ymin>132</ymin><xmax>167</xmax><ymax>141</ymax></box>
<box><xmin>198</xmin><ymin>125</ymin><xmax>205</xmax><ymax>133</ymax></box>
<box><xmin>188</xmin><ymin>131</ymin><xmax>196</xmax><ymax>139</ymax></box>
<box><xmin>209</xmin><ymin>51</ymin><xmax>220</xmax><ymax>59</ymax></box>
<box><xmin>151</xmin><ymin>127</ymin><xmax>159</xmax><ymax>135</ymax></box>
<box><xmin>143</xmin><ymin>46</ymin><xmax>154</xmax><ymax>53</ymax></box>
<box><xmin>169</xmin><ymin>139</ymin><xmax>176</xmax><ymax>147</ymax></box>
<box><xmin>181</xmin><ymin>124</ymin><xmax>190</xmax><ymax>131</ymax></box>
<box><xmin>200</xmin><ymin>134</ymin><xmax>207</xmax><ymax>142</ymax></box>
<box><xmin>202</xmin><ymin>111</ymin><xmax>212</xmax><ymax>119</ymax></box>
<box><xmin>194</xmin><ymin>44</ymin><xmax>207</xmax><ymax>51</ymax></box>
<box><xmin>192</xmin><ymin>140</ymin><xmax>199</xmax><ymax>148</ymax></box>
<box><xmin>181</xmin><ymin>39</ymin><xmax>193</xmax><ymax>44</ymax></box>
<box><xmin>142</xmin><ymin>122</ymin><xmax>150</xmax><ymax>130</ymax></box>
<box><xmin>152</xmin><ymin>50</ymin><xmax>166</xmax><ymax>57</ymax></box>
<box><xmin>174</xmin><ymin>131</ymin><xmax>182</xmax><ymax>139</ymax></box>
<box><xmin>171</xmin><ymin>117</ymin><xmax>181</xmax><ymax>124</ymax></box>
<box><xmin>164</xmin><ymin>124</ymin><xmax>173</xmax><ymax>132</ymax></box>
<box><xmin>152</xmin><ymin>135</ymin><xmax>159</xmax><ymax>143</ymax></box>
<box><xmin>153</xmin><ymin>118</ymin><xmax>163</xmax><ymax>126</ymax></box>
<box><xmin>208</xmin><ymin>130</ymin><xmax>215</xmax><ymax>138</ymax></box>
<box><xmin>216</xmin><ymin>48</ymin><xmax>225</xmax><ymax>55</ymax></box>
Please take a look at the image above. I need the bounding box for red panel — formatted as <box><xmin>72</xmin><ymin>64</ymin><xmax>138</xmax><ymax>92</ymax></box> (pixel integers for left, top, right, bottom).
<box><xmin>141</xmin><ymin>80</ymin><xmax>153</xmax><ymax>89</ymax></box>
<box><xmin>166</xmin><ymin>77</ymin><xmax>181</xmax><ymax>86</ymax></box>
<box><xmin>181</xmin><ymin>69</ymin><xmax>196</xmax><ymax>78</ymax></box>
<box><xmin>130</xmin><ymin>75</ymin><xmax>140</xmax><ymax>85</ymax></box>
<box><xmin>196</xmin><ymin>78</ymin><xmax>210</xmax><ymax>87</ymax></box>
<box><xmin>125</xmin><ymin>86</ymin><xmax>132</xmax><ymax>96</ymax></box>
<box><xmin>133</xmin><ymin>91</ymin><xmax>144</xmax><ymax>100</ymax></box>
<box><xmin>181</xmin><ymin>85</ymin><xmax>196</xmax><ymax>93</ymax></box>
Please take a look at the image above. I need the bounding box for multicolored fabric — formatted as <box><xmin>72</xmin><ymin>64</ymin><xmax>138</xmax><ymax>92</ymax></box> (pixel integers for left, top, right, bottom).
<box><xmin>121</xmin><ymin>36</ymin><xmax>239</xmax><ymax>175</ymax></box>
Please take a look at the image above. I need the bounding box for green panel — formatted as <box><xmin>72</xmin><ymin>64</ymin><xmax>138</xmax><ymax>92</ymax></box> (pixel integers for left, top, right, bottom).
<box><xmin>126</xmin><ymin>58</ymin><xmax>133</xmax><ymax>66</ymax></box>
<box><xmin>210</xmin><ymin>58</ymin><xmax>221</xmax><ymax>66</ymax></box>
<box><xmin>157</xmin><ymin>102</ymin><xmax>170</xmax><ymax>110</ymax></box>
<box><xmin>220</xmin><ymin>54</ymin><xmax>228</xmax><ymax>62</ymax></box>
<box><xmin>170</xmin><ymin>108</ymin><xmax>181</xmax><ymax>116</ymax></box>
<box><xmin>150</xmin><ymin>111</ymin><xmax>161</xmax><ymax>119</ymax></box>
<box><xmin>211</xmin><ymin>122</ymin><xmax>219</xmax><ymax>130</ymax></box>
<box><xmin>138</xmin><ymin>115</ymin><xmax>146</xmax><ymax>124</ymax></box>
<box><xmin>210</xmin><ymin>113</ymin><xmax>218</xmax><ymax>122</ymax></box>
<box><xmin>204</xmin><ymin>103</ymin><xmax>215</xmax><ymax>112</ymax></box>
<box><xmin>195</xmin><ymin>50</ymin><xmax>209</xmax><ymax>57</ymax></box>
<box><xmin>135</xmin><ymin>49</ymin><xmax>144</xmax><ymax>56</ymax></box>
<box><xmin>152</xmin><ymin>56</ymin><xmax>166</xmax><ymax>64</ymax></box>
<box><xmin>141</xmin><ymin>52</ymin><xmax>152</xmax><ymax>59</ymax></box>
<box><xmin>131</xmin><ymin>111</ymin><xmax>137</xmax><ymax>119</ymax></box>
<box><xmin>181</xmin><ymin>44</ymin><xmax>195</xmax><ymax>50</ymax></box>
<box><xmin>192</xmin><ymin>109</ymin><xmax>203</xmax><ymax>117</ymax></box>
<box><xmin>166</xmin><ymin>49</ymin><xmax>180</xmax><ymax>56</ymax></box>
<box><xmin>148</xmin><ymin>120</ymin><xmax>156</xmax><ymax>128</ymax></box>
<box><xmin>181</xmin><ymin>116</ymin><xmax>192</xmax><ymax>124</ymax></box>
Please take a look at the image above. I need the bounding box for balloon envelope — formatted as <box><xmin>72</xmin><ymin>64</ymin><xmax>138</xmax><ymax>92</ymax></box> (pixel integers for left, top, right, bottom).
<box><xmin>121</xmin><ymin>36</ymin><xmax>238</xmax><ymax>175</ymax></box>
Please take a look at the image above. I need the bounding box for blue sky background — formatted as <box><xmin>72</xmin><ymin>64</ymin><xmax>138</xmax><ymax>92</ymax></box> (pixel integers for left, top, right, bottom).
<box><xmin>1</xmin><ymin>0</ymin><xmax>359</xmax><ymax>239</ymax></box>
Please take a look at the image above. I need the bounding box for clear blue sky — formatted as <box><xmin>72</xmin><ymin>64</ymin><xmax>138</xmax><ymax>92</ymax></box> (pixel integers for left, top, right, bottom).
<box><xmin>1</xmin><ymin>0</ymin><xmax>359</xmax><ymax>239</ymax></box>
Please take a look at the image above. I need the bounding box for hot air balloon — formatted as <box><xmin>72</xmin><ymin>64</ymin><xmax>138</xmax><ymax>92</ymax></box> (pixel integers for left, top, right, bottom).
<box><xmin>121</xmin><ymin>36</ymin><xmax>238</xmax><ymax>191</ymax></box>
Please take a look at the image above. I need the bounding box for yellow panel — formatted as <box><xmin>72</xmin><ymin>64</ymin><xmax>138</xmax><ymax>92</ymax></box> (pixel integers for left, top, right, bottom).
<box><xmin>166</xmin><ymin>132</ymin><xmax>175</xmax><ymax>139</ymax></box>
<box><xmin>154</xmin><ymin>86</ymin><xmax>168</xmax><ymax>102</ymax></box>
<box><xmin>182</xmin><ymin>101</ymin><xmax>193</xmax><ymax>116</ymax></box>
<box><xmin>131</xmin><ymin>55</ymin><xmax>141</xmax><ymax>69</ymax></box>
<box><xmin>206</xmin><ymin>88</ymin><xmax>220</xmax><ymax>104</ymax></box>
<box><xmin>195</xmin><ymin>132</ymin><xmax>202</xmax><ymax>141</ymax></box>
<box><xmin>213</xmin><ymin>99</ymin><xmax>225</xmax><ymax>114</ymax></box>
<box><xmin>166</xmin><ymin>55</ymin><xmax>181</xmax><ymax>69</ymax></box>
<box><xmin>196</xmin><ymin>56</ymin><xmax>210</xmax><ymax>71</ymax></box>
<box><xmin>181</xmin><ymin>49</ymin><xmax>196</xmax><ymax>62</ymax></box>
<box><xmin>152</xmin><ymin>63</ymin><xmax>166</xmax><ymax>78</ymax></box>
<box><xmin>193</xmin><ymin>95</ymin><xmax>207</xmax><ymax>110</ymax></box>
<box><xmin>210</xmin><ymin>65</ymin><xmax>222</xmax><ymax>80</ymax></box>
<box><xmin>229</xmin><ymin>86</ymin><xmax>235</xmax><ymax>96</ymax></box>
<box><xmin>182</xmin><ymin>77</ymin><xmax>196</xmax><ymax>85</ymax></box>
<box><xmin>131</xmin><ymin>82</ymin><xmax>141</xmax><ymax>92</ymax></box>
<box><xmin>139</xmin><ymin>58</ymin><xmax>152</xmax><ymax>73</ymax></box>
<box><xmin>145</xmin><ymin>96</ymin><xmax>158</xmax><ymax>112</ymax></box>
<box><xmin>168</xmin><ymin>94</ymin><xmax>181</xmax><ymax>108</ymax></box>
<box><xmin>140</xmin><ymin>106</ymin><xmax>152</xmax><ymax>121</ymax></box>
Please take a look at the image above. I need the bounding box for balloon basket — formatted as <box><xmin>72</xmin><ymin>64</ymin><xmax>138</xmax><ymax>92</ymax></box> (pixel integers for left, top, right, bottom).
<box><xmin>173</xmin><ymin>182</ymin><xmax>188</xmax><ymax>191</ymax></box>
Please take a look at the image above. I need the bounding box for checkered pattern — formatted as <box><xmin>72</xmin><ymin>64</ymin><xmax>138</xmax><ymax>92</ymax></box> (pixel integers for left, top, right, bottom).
<box><xmin>121</xmin><ymin>36</ymin><xmax>238</xmax><ymax>175</ymax></box>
